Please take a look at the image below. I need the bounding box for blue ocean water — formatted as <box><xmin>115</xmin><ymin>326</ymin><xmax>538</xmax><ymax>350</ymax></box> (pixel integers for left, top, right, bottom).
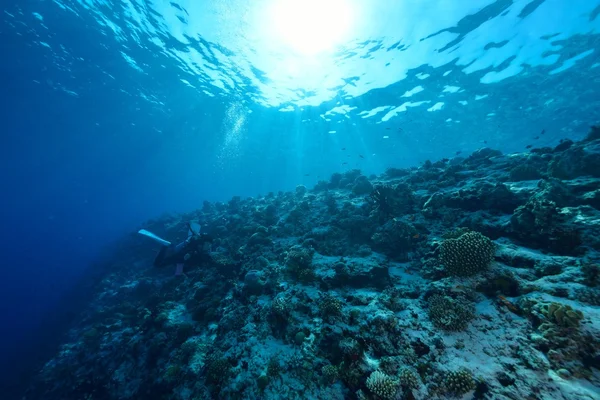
<box><xmin>1</xmin><ymin>0</ymin><xmax>600</xmax><ymax>398</ymax></box>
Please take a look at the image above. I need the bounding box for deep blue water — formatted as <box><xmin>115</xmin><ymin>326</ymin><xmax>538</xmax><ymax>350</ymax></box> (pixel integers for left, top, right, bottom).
<box><xmin>1</xmin><ymin>0</ymin><xmax>600</xmax><ymax>397</ymax></box>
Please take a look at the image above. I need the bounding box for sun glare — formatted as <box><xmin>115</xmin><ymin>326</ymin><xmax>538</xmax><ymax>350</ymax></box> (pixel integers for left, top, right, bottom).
<box><xmin>267</xmin><ymin>0</ymin><xmax>354</xmax><ymax>56</ymax></box>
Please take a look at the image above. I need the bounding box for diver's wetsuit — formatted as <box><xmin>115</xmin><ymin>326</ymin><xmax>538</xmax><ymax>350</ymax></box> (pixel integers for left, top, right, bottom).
<box><xmin>153</xmin><ymin>233</ymin><xmax>214</xmax><ymax>268</ymax></box>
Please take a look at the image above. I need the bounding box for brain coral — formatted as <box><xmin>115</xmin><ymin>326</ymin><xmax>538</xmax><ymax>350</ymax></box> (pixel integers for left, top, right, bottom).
<box><xmin>439</xmin><ymin>231</ymin><xmax>495</xmax><ymax>276</ymax></box>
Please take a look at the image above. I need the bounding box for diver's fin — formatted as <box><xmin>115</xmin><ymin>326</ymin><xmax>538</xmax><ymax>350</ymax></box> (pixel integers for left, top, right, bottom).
<box><xmin>138</xmin><ymin>229</ymin><xmax>172</xmax><ymax>246</ymax></box>
<box><xmin>188</xmin><ymin>221</ymin><xmax>201</xmax><ymax>237</ymax></box>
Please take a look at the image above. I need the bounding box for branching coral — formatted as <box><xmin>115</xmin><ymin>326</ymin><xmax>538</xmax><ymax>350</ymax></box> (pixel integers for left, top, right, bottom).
<box><xmin>339</xmin><ymin>337</ymin><xmax>361</xmax><ymax>361</ymax></box>
<box><xmin>267</xmin><ymin>355</ymin><xmax>283</xmax><ymax>377</ymax></box>
<box><xmin>369</xmin><ymin>183</ymin><xmax>414</xmax><ymax>220</ymax></box>
<box><xmin>427</xmin><ymin>294</ymin><xmax>475</xmax><ymax>331</ymax></box>
<box><xmin>321</xmin><ymin>364</ymin><xmax>339</xmax><ymax>384</ymax></box>
<box><xmin>270</xmin><ymin>297</ymin><xmax>292</xmax><ymax>321</ymax></box>
<box><xmin>511</xmin><ymin>193</ymin><xmax>582</xmax><ymax>255</ymax></box>
<box><xmin>581</xmin><ymin>262</ymin><xmax>599</xmax><ymax>286</ymax></box>
<box><xmin>339</xmin><ymin>361</ymin><xmax>362</xmax><ymax>390</ymax></box>
<box><xmin>366</xmin><ymin>370</ymin><xmax>399</xmax><ymax>400</ymax></box>
<box><xmin>205</xmin><ymin>353</ymin><xmax>230</xmax><ymax>385</ymax></box>
<box><xmin>369</xmin><ymin>185</ymin><xmax>395</xmax><ymax>218</ymax></box>
<box><xmin>398</xmin><ymin>367</ymin><xmax>420</xmax><ymax>390</ymax></box>
<box><xmin>319</xmin><ymin>294</ymin><xmax>343</xmax><ymax>317</ymax></box>
<box><xmin>285</xmin><ymin>245</ymin><xmax>315</xmax><ymax>281</ymax></box>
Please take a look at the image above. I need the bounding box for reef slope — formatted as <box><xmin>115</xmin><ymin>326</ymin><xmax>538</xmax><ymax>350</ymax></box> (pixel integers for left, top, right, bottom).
<box><xmin>25</xmin><ymin>129</ymin><xmax>600</xmax><ymax>400</ymax></box>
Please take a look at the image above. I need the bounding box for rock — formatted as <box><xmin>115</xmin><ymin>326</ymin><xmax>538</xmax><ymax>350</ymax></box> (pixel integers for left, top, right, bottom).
<box><xmin>509</xmin><ymin>164</ymin><xmax>543</xmax><ymax>181</ymax></box>
<box><xmin>553</xmin><ymin>139</ymin><xmax>574</xmax><ymax>152</ymax></box>
<box><xmin>352</xmin><ymin>175</ymin><xmax>373</xmax><ymax>195</ymax></box>
<box><xmin>422</xmin><ymin>192</ymin><xmax>445</xmax><ymax>217</ymax></box>
<box><xmin>557</xmin><ymin>368</ymin><xmax>571</xmax><ymax>379</ymax></box>
<box><xmin>371</xmin><ymin>219</ymin><xmax>418</xmax><ymax>260</ymax></box>
<box><xmin>243</xmin><ymin>270</ymin><xmax>266</xmax><ymax>295</ymax></box>
<box><xmin>549</xmin><ymin>141</ymin><xmax>600</xmax><ymax>179</ymax></box>
<box><xmin>248</xmin><ymin>231</ymin><xmax>272</xmax><ymax>247</ymax></box>
<box><xmin>581</xmin><ymin>190</ymin><xmax>600</xmax><ymax>210</ymax></box>
<box><xmin>296</xmin><ymin>185</ymin><xmax>307</xmax><ymax>197</ymax></box>
<box><xmin>443</xmin><ymin>182</ymin><xmax>520</xmax><ymax>214</ymax></box>
<box><xmin>326</xmin><ymin>260</ymin><xmax>390</xmax><ymax>289</ymax></box>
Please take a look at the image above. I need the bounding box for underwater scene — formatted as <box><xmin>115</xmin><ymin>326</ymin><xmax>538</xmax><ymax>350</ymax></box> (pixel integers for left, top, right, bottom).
<box><xmin>2</xmin><ymin>0</ymin><xmax>600</xmax><ymax>399</ymax></box>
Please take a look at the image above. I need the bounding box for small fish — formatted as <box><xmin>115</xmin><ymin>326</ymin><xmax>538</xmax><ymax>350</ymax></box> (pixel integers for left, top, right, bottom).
<box><xmin>541</xmin><ymin>129</ymin><xmax>545</xmax><ymax>135</ymax></box>
<box><xmin>398</xmin><ymin>127</ymin><xmax>403</xmax><ymax>132</ymax></box>
<box><xmin>497</xmin><ymin>295</ymin><xmax>519</xmax><ymax>314</ymax></box>
<box><xmin>408</xmin><ymin>215</ymin><xmax>415</xmax><ymax>221</ymax></box>
<box><xmin>385</xmin><ymin>127</ymin><xmax>391</xmax><ymax>130</ymax></box>
<box><xmin>342</xmin><ymin>162</ymin><xmax>348</xmax><ymax>165</ymax></box>
<box><xmin>450</xmin><ymin>284</ymin><xmax>468</xmax><ymax>293</ymax></box>
<box><xmin>412</xmin><ymin>233</ymin><xmax>420</xmax><ymax>239</ymax></box>
<box><xmin>456</xmin><ymin>151</ymin><xmax>462</xmax><ymax>155</ymax></box>
<box><xmin>484</xmin><ymin>141</ymin><xmax>488</xmax><ymax>144</ymax></box>
<box><xmin>526</xmin><ymin>145</ymin><xmax>533</xmax><ymax>149</ymax></box>
<box><xmin>359</xmin><ymin>155</ymin><xmax>364</xmax><ymax>159</ymax></box>
<box><xmin>534</xmin><ymin>136</ymin><xmax>539</xmax><ymax>140</ymax></box>
<box><xmin>304</xmin><ymin>174</ymin><xmax>310</xmax><ymax>176</ymax></box>
<box><xmin>341</xmin><ymin>147</ymin><xmax>346</xmax><ymax>150</ymax></box>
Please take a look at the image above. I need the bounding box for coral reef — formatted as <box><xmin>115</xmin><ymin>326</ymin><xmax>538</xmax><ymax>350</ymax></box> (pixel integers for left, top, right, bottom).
<box><xmin>23</xmin><ymin>128</ymin><xmax>600</xmax><ymax>400</ymax></box>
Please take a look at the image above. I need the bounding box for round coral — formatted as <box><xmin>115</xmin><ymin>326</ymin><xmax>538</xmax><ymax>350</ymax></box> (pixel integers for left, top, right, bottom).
<box><xmin>440</xmin><ymin>231</ymin><xmax>495</xmax><ymax>276</ymax></box>
<box><xmin>445</xmin><ymin>369</ymin><xmax>475</xmax><ymax>395</ymax></box>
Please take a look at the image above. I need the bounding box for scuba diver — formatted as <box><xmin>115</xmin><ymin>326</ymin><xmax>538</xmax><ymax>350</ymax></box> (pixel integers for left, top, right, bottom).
<box><xmin>138</xmin><ymin>221</ymin><xmax>213</xmax><ymax>276</ymax></box>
